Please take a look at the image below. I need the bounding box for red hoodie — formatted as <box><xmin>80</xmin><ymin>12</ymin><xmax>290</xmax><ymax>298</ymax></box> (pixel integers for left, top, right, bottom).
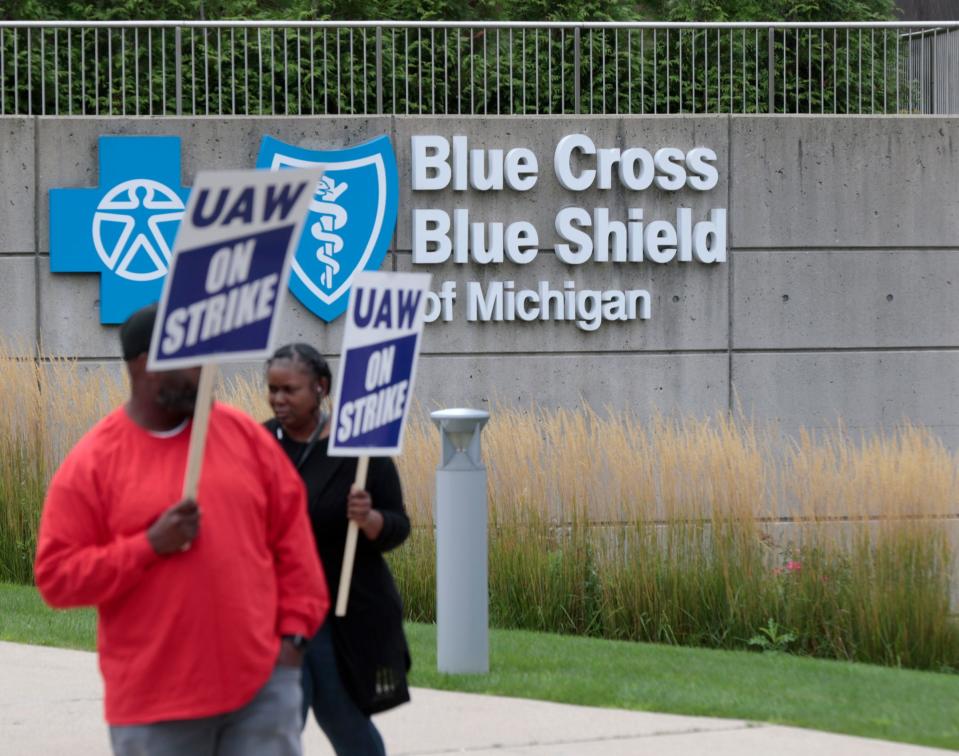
<box><xmin>35</xmin><ymin>402</ymin><xmax>328</xmax><ymax>725</ymax></box>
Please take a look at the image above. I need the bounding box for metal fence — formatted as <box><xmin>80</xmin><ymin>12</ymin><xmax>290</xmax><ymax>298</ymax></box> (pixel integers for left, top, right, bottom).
<box><xmin>0</xmin><ymin>21</ymin><xmax>957</xmax><ymax>117</ymax></box>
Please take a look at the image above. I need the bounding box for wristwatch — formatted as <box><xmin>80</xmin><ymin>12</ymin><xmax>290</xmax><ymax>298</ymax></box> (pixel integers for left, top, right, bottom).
<box><xmin>282</xmin><ymin>634</ymin><xmax>309</xmax><ymax>651</ymax></box>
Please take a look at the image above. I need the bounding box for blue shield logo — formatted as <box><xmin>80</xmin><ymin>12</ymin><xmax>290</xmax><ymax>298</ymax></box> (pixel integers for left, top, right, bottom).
<box><xmin>256</xmin><ymin>135</ymin><xmax>399</xmax><ymax>322</ymax></box>
<box><xmin>50</xmin><ymin>136</ymin><xmax>190</xmax><ymax>324</ymax></box>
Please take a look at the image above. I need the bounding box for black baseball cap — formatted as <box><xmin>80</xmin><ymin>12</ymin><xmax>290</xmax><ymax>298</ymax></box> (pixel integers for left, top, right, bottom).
<box><xmin>119</xmin><ymin>303</ymin><xmax>158</xmax><ymax>361</ymax></box>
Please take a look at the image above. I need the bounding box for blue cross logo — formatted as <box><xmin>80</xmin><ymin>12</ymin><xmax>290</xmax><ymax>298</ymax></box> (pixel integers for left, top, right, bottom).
<box><xmin>50</xmin><ymin>136</ymin><xmax>190</xmax><ymax>324</ymax></box>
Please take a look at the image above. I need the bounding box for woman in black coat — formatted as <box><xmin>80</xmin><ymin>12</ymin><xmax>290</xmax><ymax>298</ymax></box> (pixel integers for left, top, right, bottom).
<box><xmin>264</xmin><ymin>342</ymin><xmax>410</xmax><ymax>756</ymax></box>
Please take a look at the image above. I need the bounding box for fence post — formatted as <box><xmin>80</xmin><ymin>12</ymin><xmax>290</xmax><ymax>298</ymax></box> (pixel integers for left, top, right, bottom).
<box><xmin>767</xmin><ymin>26</ymin><xmax>775</xmax><ymax>113</ymax></box>
<box><xmin>175</xmin><ymin>26</ymin><xmax>183</xmax><ymax>116</ymax></box>
<box><xmin>929</xmin><ymin>29</ymin><xmax>937</xmax><ymax>115</ymax></box>
<box><xmin>376</xmin><ymin>27</ymin><xmax>383</xmax><ymax>114</ymax></box>
<box><xmin>574</xmin><ymin>27</ymin><xmax>581</xmax><ymax>114</ymax></box>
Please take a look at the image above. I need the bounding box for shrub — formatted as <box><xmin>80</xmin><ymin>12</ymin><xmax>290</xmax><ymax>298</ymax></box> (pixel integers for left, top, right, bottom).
<box><xmin>1</xmin><ymin>346</ymin><xmax>956</xmax><ymax>671</ymax></box>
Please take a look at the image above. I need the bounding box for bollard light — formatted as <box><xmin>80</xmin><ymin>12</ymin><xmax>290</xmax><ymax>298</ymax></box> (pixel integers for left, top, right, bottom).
<box><xmin>431</xmin><ymin>408</ymin><xmax>490</xmax><ymax>674</ymax></box>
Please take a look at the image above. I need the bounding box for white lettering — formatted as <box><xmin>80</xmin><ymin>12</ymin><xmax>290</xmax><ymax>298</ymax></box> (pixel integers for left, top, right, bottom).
<box><xmin>161</xmin><ymin>308</ymin><xmax>187</xmax><ymax>354</ymax></box>
<box><xmin>504</xmin><ymin>148</ymin><xmax>539</xmax><ymax>191</ymax></box>
<box><xmin>254</xmin><ymin>273</ymin><xmax>278</xmax><ymax>320</ymax></box>
<box><xmin>470</xmin><ymin>148</ymin><xmax>505</xmax><ymax>191</ymax></box>
<box><xmin>411</xmin><ymin>135</ymin><xmax>451</xmax><ymax>190</ymax></box>
<box><xmin>336</xmin><ymin>381</ymin><xmax>410</xmax><ymax>442</ymax></box>
<box><xmin>205</xmin><ymin>246</ymin><xmax>232</xmax><ymax>294</ymax></box>
<box><xmin>645</xmin><ymin>220</ymin><xmax>678</xmax><ymax>264</ymax></box>
<box><xmin>206</xmin><ymin>239</ymin><xmax>254</xmax><ymax>295</ymax></box>
<box><xmin>554</xmin><ymin>207</ymin><xmax>593</xmax><ymax>264</ymax></box>
<box><xmin>464</xmin><ymin>280</ymin><xmax>652</xmax><ymax>330</ymax></box>
<box><xmin>505</xmin><ymin>222</ymin><xmax>539</xmax><ymax>264</ymax></box>
<box><xmin>412</xmin><ymin>209</ymin><xmax>451</xmax><ymax>263</ymax></box>
<box><xmin>618</xmin><ymin>148</ymin><xmax>655</xmax><ymax>191</ymax></box>
<box><xmin>653</xmin><ymin>147</ymin><xmax>687</xmax><ymax>191</ymax></box>
<box><xmin>554</xmin><ymin>134</ymin><xmax>596</xmax><ymax>191</ymax></box>
<box><xmin>415</xmin><ymin>209</ymin><xmax>539</xmax><ymax>265</ymax></box>
<box><xmin>686</xmin><ymin>147</ymin><xmax>719</xmax><ymax>191</ymax></box>
<box><xmin>693</xmin><ymin>208</ymin><xmax>727</xmax><ymax>263</ymax></box>
<box><xmin>365</xmin><ymin>346</ymin><xmax>395</xmax><ymax>391</ymax></box>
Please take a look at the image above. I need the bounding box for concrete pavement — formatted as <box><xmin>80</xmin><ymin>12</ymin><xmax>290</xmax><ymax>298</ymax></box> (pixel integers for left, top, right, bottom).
<box><xmin>0</xmin><ymin>641</ymin><xmax>951</xmax><ymax>755</ymax></box>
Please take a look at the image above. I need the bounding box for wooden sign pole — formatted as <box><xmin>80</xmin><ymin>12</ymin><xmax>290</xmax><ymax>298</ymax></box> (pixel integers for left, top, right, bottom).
<box><xmin>334</xmin><ymin>455</ymin><xmax>370</xmax><ymax>617</ymax></box>
<box><xmin>181</xmin><ymin>364</ymin><xmax>217</xmax><ymax>500</ymax></box>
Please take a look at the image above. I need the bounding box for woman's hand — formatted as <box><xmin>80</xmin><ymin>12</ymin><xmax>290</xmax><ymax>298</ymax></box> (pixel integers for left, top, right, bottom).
<box><xmin>347</xmin><ymin>485</ymin><xmax>384</xmax><ymax>540</ymax></box>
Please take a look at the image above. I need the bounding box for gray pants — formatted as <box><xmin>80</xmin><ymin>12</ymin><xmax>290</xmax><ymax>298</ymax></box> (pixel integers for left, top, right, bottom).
<box><xmin>109</xmin><ymin>665</ymin><xmax>303</xmax><ymax>756</ymax></box>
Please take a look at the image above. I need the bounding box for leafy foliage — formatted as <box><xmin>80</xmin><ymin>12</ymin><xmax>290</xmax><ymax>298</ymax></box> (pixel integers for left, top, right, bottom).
<box><xmin>1</xmin><ymin>0</ymin><xmax>906</xmax><ymax>116</ymax></box>
<box><xmin>749</xmin><ymin>618</ymin><xmax>798</xmax><ymax>652</ymax></box>
<box><xmin>649</xmin><ymin>0</ymin><xmax>897</xmax><ymax>22</ymax></box>
<box><xmin>2</xmin><ymin>351</ymin><xmax>957</xmax><ymax>672</ymax></box>
<box><xmin>391</xmin><ymin>406</ymin><xmax>959</xmax><ymax>672</ymax></box>
<box><xmin>3</xmin><ymin>0</ymin><xmax>898</xmax><ymax>22</ymax></box>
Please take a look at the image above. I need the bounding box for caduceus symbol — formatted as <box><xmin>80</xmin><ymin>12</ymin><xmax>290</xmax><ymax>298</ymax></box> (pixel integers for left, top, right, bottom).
<box><xmin>311</xmin><ymin>176</ymin><xmax>349</xmax><ymax>290</ymax></box>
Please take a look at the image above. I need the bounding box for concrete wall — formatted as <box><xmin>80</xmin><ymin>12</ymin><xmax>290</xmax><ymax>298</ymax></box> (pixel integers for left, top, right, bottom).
<box><xmin>1</xmin><ymin>114</ymin><xmax>958</xmax><ymax>449</ymax></box>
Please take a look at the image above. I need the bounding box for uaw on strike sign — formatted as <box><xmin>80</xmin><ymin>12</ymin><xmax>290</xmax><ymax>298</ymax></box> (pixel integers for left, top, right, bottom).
<box><xmin>147</xmin><ymin>167</ymin><xmax>322</xmax><ymax>369</ymax></box>
<box><xmin>329</xmin><ymin>271</ymin><xmax>432</xmax><ymax>457</ymax></box>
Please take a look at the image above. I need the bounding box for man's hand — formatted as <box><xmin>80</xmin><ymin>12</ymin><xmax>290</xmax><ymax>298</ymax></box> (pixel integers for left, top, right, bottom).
<box><xmin>147</xmin><ymin>499</ymin><xmax>200</xmax><ymax>555</ymax></box>
<box><xmin>347</xmin><ymin>487</ymin><xmax>384</xmax><ymax>540</ymax></box>
<box><xmin>277</xmin><ymin>637</ymin><xmax>305</xmax><ymax>668</ymax></box>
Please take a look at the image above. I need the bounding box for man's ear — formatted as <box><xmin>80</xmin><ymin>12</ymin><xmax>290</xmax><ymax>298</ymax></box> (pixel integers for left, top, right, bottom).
<box><xmin>126</xmin><ymin>353</ymin><xmax>148</xmax><ymax>380</ymax></box>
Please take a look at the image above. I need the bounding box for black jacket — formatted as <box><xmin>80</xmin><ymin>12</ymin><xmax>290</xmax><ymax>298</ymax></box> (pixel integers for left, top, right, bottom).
<box><xmin>264</xmin><ymin>418</ymin><xmax>411</xmax><ymax>714</ymax></box>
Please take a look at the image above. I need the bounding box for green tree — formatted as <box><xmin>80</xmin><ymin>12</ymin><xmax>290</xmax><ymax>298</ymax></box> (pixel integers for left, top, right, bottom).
<box><xmin>5</xmin><ymin>0</ymin><xmax>897</xmax><ymax>21</ymax></box>
<box><xmin>1</xmin><ymin>0</ymin><xmax>903</xmax><ymax>117</ymax></box>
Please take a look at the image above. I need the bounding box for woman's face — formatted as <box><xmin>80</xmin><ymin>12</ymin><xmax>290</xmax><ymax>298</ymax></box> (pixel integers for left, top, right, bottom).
<box><xmin>267</xmin><ymin>359</ymin><xmax>322</xmax><ymax>435</ymax></box>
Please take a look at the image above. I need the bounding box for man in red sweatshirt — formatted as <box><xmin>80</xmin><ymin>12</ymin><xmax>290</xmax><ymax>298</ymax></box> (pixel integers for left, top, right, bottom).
<box><xmin>34</xmin><ymin>304</ymin><xmax>329</xmax><ymax>756</ymax></box>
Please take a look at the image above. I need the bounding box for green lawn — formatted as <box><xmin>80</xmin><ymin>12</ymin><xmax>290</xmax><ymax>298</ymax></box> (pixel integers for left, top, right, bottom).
<box><xmin>3</xmin><ymin>582</ymin><xmax>958</xmax><ymax>750</ymax></box>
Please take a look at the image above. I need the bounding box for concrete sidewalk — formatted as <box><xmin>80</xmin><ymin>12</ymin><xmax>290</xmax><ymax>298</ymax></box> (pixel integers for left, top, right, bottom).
<box><xmin>0</xmin><ymin>641</ymin><xmax>950</xmax><ymax>755</ymax></box>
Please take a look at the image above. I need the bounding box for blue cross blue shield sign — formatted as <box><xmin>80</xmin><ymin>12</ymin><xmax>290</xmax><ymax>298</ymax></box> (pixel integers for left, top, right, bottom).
<box><xmin>49</xmin><ymin>136</ymin><xmax>190</xmax><ymax>324</ymax></box>
<box><xmin>255</xmin><ymin>135</ymin><xmax>399</xmax><ymax>323</ymax></box>
<box><xmin>329</xmin><ymin>271</ymin><xmax>431</xmax><ymax>458</ymax></box>
<box><xmin>147</xmin><ymin>167</ymin><xmax>322</xmax><ymax>371</ymax></box>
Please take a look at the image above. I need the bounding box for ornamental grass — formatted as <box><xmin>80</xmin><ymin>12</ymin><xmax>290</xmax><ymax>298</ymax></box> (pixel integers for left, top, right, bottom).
<box><xmin>1</xmin><ymin>345</ymin><xmax>956</xmax><ymax>671</ymax></box>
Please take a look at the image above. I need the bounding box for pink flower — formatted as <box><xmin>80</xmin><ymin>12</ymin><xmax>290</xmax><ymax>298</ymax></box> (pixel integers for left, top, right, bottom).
<box><xmin>786</xmin><ymin>561</ymin><xmax>802</xmax><ymax>573</ymax></box>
